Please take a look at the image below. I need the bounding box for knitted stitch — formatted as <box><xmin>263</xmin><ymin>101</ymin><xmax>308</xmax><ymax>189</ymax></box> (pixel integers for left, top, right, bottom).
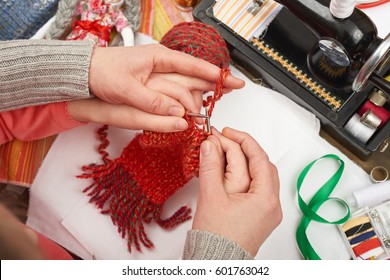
<box><xmin>78</xmin><ymin>22</ymin><xmax>231</xmax><ymax>253</ymax></box>
<box><xmin>45</xmin><ymin>0</ymin><xmax>141</xmax><ymax>40</ymax></box>
<box><xmin>0</xmin><ymin>0</ymin><xmax>60</xmax><ymax>40</ymax></box>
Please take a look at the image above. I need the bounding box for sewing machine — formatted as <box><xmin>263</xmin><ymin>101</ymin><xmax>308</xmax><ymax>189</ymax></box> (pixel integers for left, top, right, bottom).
<box><xmin>194</xmin><ymin>0</ymin><xmax>390</xmax><ymax>160</ymax></box>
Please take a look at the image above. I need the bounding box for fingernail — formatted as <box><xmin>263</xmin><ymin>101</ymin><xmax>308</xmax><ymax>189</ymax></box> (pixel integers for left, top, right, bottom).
<box><xmin>201</xmin><ymin>141</ymin><xmax>211</xmax><ymax>156</ymax></box>
<box><xmin>175</xmin><ymin>119</ymin><xmax>188</xmax><ymax>131</ymax></box>
<box><xmin>169</xmin><ymin>105</ymin><xmax>184</xmax><ymax>117</ymax></box>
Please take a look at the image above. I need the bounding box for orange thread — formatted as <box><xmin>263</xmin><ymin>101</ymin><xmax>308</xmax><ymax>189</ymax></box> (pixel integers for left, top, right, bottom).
<box><xmin>353</xmin><ymin>237</ymin><xmax>382</xmax><ymax>257</ymax></box>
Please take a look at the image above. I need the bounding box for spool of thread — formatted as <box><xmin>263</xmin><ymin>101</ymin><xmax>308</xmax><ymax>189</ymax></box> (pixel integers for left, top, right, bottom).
<box><xmin>347</xmin><ymin>180</ymin><xmax>390</xmax><ymax>208</ymax></box>
<box><xmin>344</xmin><ymin>113</ymin><xmax>377</xmax><ymax>143</ymax></box>
<box><xmin>358</xmin><ymin>100</ymin><xmax>390</xmax><ymax>128</ymax></box>
<box><xmin>329</xmin><ymin>0</ymin><xmax>356</xmax><ymax>19</ymax></box>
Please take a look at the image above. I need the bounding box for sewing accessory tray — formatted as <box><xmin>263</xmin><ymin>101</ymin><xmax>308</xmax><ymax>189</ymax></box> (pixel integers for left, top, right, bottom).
<box><xmin>194</xmin><ymin>0</ymin><xmax>390</xmax><ymax>160</ymax></box>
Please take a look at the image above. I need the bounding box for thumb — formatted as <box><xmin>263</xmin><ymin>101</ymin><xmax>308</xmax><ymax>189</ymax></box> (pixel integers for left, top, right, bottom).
<box><xmin>198</xmin><ymin>140</ymin><xmax>224</xmax><ymax>198</ymax></box>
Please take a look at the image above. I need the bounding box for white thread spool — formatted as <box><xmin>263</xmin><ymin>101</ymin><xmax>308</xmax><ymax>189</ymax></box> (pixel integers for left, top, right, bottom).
<box><xmin>344</xmin><ymin>113</ymin><xmax>377</xmax><ymax>143</ymax></box>
<box><xmin>347</xmin><ymin>180</ymin><xmax>390</xmax><ymax>208</ymax></box>
<box><xmin>330</xmin><ymin>0</ymin><xmax>356</xmax><ymax>19</ymax></box>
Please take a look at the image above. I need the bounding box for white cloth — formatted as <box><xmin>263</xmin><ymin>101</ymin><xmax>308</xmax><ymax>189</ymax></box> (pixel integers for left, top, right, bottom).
<box><xmin>27</xmin><ymin>33</ymin><xmax>373</xmax><ymax>260</ymax></box>
<box><xmin>363</xmin><ymin>5</ymin><xmax>390</xmax><ymax>38</ymax></box>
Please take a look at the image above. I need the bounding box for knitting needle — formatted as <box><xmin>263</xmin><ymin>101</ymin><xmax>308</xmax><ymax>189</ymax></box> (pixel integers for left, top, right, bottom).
<box><xmin>187</xmin><ymin>112</ymin><xmax>207</xmax><ymax>118</ymax></box>
<box><xmin>187</xmin><ymin>110</ymin><xmax>211</xmax><ymax>133</ymax></box>
<box><xmin>205</xmin><ymin>107</ymin><xmax>211</xmax><ymax>134</ymax></box>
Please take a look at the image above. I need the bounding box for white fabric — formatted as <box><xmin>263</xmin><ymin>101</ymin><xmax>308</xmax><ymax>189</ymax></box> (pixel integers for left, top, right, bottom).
<box><xmin>363</xmin><ymin>5</ymin><xmax>390</xmax><ymax>38</ymax></box>
<box><xmin>30</xmin><ymin>16</ymin><xmax>56</xmax><ymax>39</ymax></box>
<box><xmin>26</xmin><ymin>28</ymin><xmax>378</xmax><ymax>259</ymax></box>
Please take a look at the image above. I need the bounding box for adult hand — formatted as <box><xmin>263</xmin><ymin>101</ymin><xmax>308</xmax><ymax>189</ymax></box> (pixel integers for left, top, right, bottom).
<box><xmin>192</xmin><ymin>127</ymin><xmax>282</xmax><ymax>257</ymax></box>
<box><xmin>89</xmin><ymin>44</ymin><xmax>245</xmax><ymax>117</ymax></box>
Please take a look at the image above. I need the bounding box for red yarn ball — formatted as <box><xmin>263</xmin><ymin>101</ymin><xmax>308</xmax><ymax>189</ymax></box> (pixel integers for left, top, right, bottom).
<box><xmin>160</xmin><ymin>22</ymin><xmax>230</xmax><ymax>68</ymax></box>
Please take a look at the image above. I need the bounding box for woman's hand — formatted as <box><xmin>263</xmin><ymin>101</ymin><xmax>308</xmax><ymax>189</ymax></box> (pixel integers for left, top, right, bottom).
<box><xmin>192</xmin><ymin>127</ymin><xmax>283</xmax><ymax>257</ymax></box>
<box><xmin>89</xmin><ymin>44</ymin><xmax>245</xmax><ymax>117</ymax></box>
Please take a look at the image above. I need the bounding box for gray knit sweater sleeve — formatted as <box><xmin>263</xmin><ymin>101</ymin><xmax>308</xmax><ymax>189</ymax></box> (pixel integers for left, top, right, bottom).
<box><xmin>183</xmin><ymin>230</ymin><xmax>253</xmax><ymax>260</ymax></box>
<box><xmin>0</xmin><ymin>39</ymin><xmax>94</xmax><ymax>112</ymax></box>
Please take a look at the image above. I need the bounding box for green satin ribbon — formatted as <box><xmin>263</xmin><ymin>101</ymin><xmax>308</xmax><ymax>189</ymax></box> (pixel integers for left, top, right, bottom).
<box><xmin>296</xmin><ymin>154</ymin><xmax>351</xmax><ymax>260</ymax></box>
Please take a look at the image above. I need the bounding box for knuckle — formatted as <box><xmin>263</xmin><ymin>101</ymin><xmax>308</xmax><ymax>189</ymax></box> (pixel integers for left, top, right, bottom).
<box><xmin>267</xmin><ymin>196</ymin><xmax>282</xmax><ymax>219</ymax></box>
<box><xmin>150</xmin><ymin>44</ymin><xmax>166</xmax><ymax>54</ymax></box>
<box><xmin>268</xmin><ymin>162</ymin><xmax>277</xmax><ymax>173</ymax></box>
<box><xmin>241</xmin><ymin>131</ymin><xmax>251</xmax><ymax>138</ymax></box>
<box><xmin>241</xmin><ymin>131</ymin><xmax>255</xmax><ymax>143</ymax></box>
<box><xmin>273</xmin><ymin>206</ymin><xmax>283</xmax><ymax>226</ymax></box>
<box><xmin>230</xmin><ymin>141</ymin><xmax>241</xmax><ymax>151</ymax></box>
<box><xmin>200</xmin><ymin>161</ymin><xmax>218</xmax><ymax>175</ymax></box>
<box><xmin>180</xmin><ymin>89</ymin><xmax>195</xmax><ymax>109</ymax></box>
<box><xmin>260</xmin><ymin>149</ymin><xmax>270</xmax><ymax>161</ymax></box>
<box><xmin>148</xmin><ymin>96</ymin><xmax>163</xmax><ymax>113</ymax></box>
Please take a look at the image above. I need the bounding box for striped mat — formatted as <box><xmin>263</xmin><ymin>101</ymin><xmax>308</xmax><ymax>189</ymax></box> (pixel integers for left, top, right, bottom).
<box><xmin>0</xmin><ymin>136</ymin><xmax>57</xmax><ymax>187</ymax></box>
<box><xmin>213</xmin><ymin>0</ymin><xmax>282</xmax><ymax>41</ymax></box>
<box><xmin>0</xmin><ymin>0</ymin><xmax>193</xmax><ymax>187</ymax></box>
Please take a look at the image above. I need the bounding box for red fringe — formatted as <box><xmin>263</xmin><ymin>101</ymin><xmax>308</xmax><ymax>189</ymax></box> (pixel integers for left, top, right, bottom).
<box><xmin>79</xmin><ymin>162</ymin><xmax>192</xmax><ymax>252</ymax></box>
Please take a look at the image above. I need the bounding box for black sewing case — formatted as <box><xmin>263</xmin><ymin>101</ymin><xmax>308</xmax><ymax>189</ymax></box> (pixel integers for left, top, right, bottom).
<box><xmin>194</xmin><ymin>0</ymin><xmax>390</xmax><ymax>160</ymax></box>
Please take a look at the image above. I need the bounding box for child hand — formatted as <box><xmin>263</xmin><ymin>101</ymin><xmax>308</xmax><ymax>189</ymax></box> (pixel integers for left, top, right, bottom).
<box><xmin>67</xmin><ymin>98</ymin><xmax>190</xmax><ymax>132</ymax></box>
<box><xmin>192</xmin><ymin>127</ymin><xmax>283</xmax><ymax>257</ymax></box>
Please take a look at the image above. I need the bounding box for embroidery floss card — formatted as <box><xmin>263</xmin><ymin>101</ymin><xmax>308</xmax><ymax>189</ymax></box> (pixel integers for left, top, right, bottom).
<box><xmin>340</xmin><ymin>201</ymin><xmax>390</xmax><ymax>260</ymax></box>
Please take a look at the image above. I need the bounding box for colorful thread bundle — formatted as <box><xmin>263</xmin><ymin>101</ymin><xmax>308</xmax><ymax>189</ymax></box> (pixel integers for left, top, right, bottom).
<box><xmin>341</xmin><ymin>215</ymin><xmax>386</xmax><ymax>260</ymax></box>
<box><xmin>78</xmin><ymin>22</ymin><xmax>231</xmax><ymax>252</ymax></box>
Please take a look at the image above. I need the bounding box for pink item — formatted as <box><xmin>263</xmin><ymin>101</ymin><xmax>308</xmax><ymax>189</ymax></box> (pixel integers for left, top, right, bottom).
<box><xmin>67</xmin><ymin>0</ymin><xmax>130</xmax><ymax>47</ymax></box>
<box><xmin>0</xmin><ymin>102</ymin><xmax>84</xmax><ymax>145</ymax></box>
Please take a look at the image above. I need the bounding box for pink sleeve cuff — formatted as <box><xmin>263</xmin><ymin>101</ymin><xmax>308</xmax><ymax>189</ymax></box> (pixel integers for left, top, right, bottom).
<box><xmin>50</xmin><ymin>102</ymin><xmax>87</xmax><ymax>130</ymax></box>
<box><xmin>0</xmin><ymin>102</ymin><xmax>86</xmax><ymax>145</ymax></box>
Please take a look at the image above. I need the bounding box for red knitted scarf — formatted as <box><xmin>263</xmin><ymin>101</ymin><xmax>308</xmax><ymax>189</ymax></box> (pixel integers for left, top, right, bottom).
<box><xmin>78</xmin><ymin>22</ymin><xmax>230</xmax><ymax>253</ymax></box>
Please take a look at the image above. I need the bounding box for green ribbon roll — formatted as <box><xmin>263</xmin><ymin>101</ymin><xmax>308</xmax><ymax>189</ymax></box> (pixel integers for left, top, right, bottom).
<box><xmin>296</xmin><ymin>154</ymin><xmax>351</xmax><ymax>260</ymax></box>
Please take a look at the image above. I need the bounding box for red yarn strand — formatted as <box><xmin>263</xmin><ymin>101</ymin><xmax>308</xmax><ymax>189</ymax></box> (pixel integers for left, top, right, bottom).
<box><xmin>203</xmin><ymin>68</ymin><xmax>230</xmax><ymax>116</ymax></box>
